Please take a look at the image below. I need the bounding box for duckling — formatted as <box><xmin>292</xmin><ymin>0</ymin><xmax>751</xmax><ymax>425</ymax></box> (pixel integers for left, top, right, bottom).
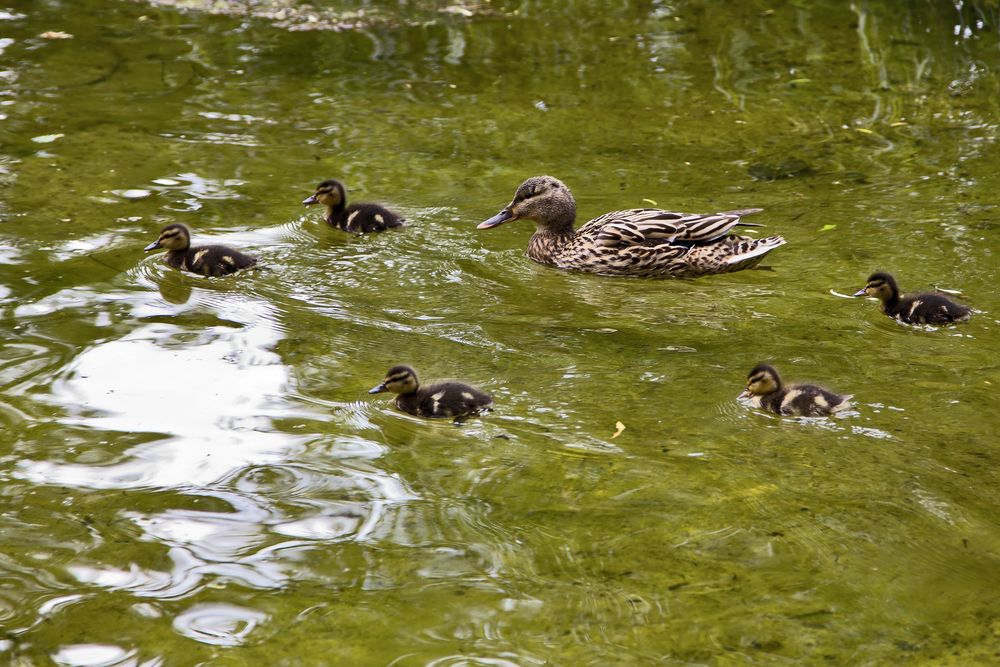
<box><xmin>302</xmin><ymin>179</ymin><xmax>405</xmax><ymax>233</ymax></box>
<box><xmin>854</xmin><ymin>272</ymin><xmax>972</xmax><ymax>325</ymax></box>
<box><xmin>739</xmin><ymin>364</ymin><xmax>852</xmax><ymax>417</ymax></box>
<box><xmin>478</xmin><ymin>176</ymin><xmax>785</xmax><ymax>277</ymax></box>
<box><xmin>143</xmin><ymin>223</ymin><xmax>257</xmax><ymax>277</ymax></box>
<box><xmin>368</xmin><ymin>365</ymin><xmax>493</xmax><ymax>420</ymax></box>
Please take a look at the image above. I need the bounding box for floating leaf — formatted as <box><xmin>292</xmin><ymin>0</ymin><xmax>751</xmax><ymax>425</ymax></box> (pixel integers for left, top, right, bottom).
<box><xmin>611</xmin><ymin>421</ymin><xmax>626</xmax><ymax>439</ymax></box>
<box><xmin>789</xmin><ymin>78</ymin><xmax>811</xmax><ymax>84</ymax></box>
<box><xmin>40</xmin><ymin>31</ymin><xmax>73</xmax><ymax>39</ymax></box>
<box><xmin>890</xmin><ymin>121</ymin><xmax>908</xmax><ymax>127</ymax></box>
<box><xmin>31</xmin><ymin>133</ymin><xmax>64</xmax><ymax>143</ymax></box>
<box><xmin>819</xmin><ymin>224</ymin><xmax>837</xmax><ymax>232</ymax></box>
<box><xmin>855</xmin><ymin>128</ymin><xmax>874</xmax><ymax>135</ymax></box>
<box><xmin>642</xmin><ymin>198</ymin><xmax>657</xmax><ymax>206</ymax></box>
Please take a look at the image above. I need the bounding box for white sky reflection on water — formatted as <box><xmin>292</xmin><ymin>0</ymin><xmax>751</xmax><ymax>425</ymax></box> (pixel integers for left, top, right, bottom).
<box><xmin>17</xmin><ymin>302</ymin><xmax>300</xmax><ymax>489</ymax></box>
<box><xmin>19</xmin><ymin>291</ymin><xmax>418</xmax><ymax>603</ymax></box>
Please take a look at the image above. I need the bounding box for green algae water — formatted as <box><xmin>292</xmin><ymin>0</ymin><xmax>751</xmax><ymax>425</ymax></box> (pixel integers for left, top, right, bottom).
<box><xmin>1</xmin><ymin>0</ymin><xmax>1000</xmax><ymax>664</ymax></box>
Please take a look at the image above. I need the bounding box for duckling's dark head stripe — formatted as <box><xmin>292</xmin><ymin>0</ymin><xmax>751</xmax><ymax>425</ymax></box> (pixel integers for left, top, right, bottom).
<box><xmin>747</xmin><ymin>363</ymin><xmax>777</xmax><ymax>378</ymax></box>
<box><xmin>865</xmin><ymin>272</ymin><xmax>897</xmax><ymax>290</ymax></box>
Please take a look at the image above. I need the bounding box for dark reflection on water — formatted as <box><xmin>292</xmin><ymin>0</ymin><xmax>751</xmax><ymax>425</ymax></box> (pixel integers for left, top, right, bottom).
<box><xmin>0</xmin><ymin>0</ymin><xmax>999</xmax><ymax>664</ymax></box>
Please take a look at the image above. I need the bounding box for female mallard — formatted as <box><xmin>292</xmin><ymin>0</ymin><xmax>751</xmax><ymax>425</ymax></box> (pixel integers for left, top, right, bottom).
<box><xmin>739</xmin><ymin>364</ymin><xmax>852</xmax><ymax>417</ymax></box>
<box><xmin>368</xmin><ymin>365</ymin><xmax>493</xmax><ymax>420</ymax></box>
<box><xmin>854</xmin><ymin>272</ymin><xmax>972</xmax><ymax>325</ymax></box>
<box><xmin>303</xmin><ymin>179</ymin><xmax>404</xmax><ymax>233</ymax></box>
<box><xmin>478</xmin><ymin>176</ymin><xmax>785</xmax><ymax>277</ymax></box>
<box><xmin>143</xmin><ymin>223</ymin><xmax>257</xmax><ymax>277</ymax></box>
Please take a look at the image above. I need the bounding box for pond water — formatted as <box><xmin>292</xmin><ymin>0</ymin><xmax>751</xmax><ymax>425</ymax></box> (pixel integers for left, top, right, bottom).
<box><xmin>1</xmin><ymin>0</ymin><xmax>999</xmax><ymax>664</ymax></box>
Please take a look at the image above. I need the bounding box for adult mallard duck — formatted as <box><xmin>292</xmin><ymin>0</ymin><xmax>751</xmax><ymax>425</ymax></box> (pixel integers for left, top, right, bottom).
<box><xmin>143</xmin><ymin>223</ymin><xmax>257</xmax><ymax>277</ymax></box>
<box><xmin>739</xmin><ymin>364</ymin><xmax>852</xmax><ymax>417</ymax></box>
<box><xmin>303</xmin><ymin>179</ymin><xmax>405</xmax><ymax>233</ymax></box>
<box><xmin>478</xmin><ymin>176</ymin><xmax>785</xmax><ymax>277</ymax></box>
<box><xmin>368</xmin><ymin>365</ymin><xmax>493</xmax><ymax>420</ymax></box>
<box><xmin>854</xmin><ymin>272</ymin><xmax>972</xmax><ymax>325</ymax></box>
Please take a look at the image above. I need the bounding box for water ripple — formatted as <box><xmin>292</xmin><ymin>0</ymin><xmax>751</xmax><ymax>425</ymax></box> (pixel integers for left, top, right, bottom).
<box><xmin>51</xmin><ymin>644</ymin><xmax>138</xmax><ymax>667</ymax></box>
<box><xmin>172</xmin><ymin>602</ymin><xmax>267</xmax><ymax>647</ymax></box>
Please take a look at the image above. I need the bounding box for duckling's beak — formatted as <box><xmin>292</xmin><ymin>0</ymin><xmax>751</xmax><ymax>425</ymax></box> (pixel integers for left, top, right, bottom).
<box><xmin>143</xmin><ymin>240</ymin><xmax>161</xmax><ymax>252</ymax></box>
<box><xmin>852</xmin><ymin>287</ymin><xmax>868</xmax><ymax>297</ymax></box>
<box><xmin>737</xmin><ymin>389</ymin><xmax>751</xmax><ymax>400</ymax></box>
<box><xmin>478</xmin><ymin>209</ymin><xmax>516</xmax><ymax>230</ymax></box>
<box><xmin>302</xmin><ymin>194</ymin><xmax>319</xmax><ymax>206</ymax></box>
<box><xmin>368</xmin><ymin>382</ymin><xmax>388</xmax><ymax>394</ymax></box>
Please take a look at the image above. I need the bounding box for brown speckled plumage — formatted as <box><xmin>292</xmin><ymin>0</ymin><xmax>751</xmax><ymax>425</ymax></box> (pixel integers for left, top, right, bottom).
<box><xmin>479</xmin><ymin>176</ymin><xmax>785</xmax><ymax>278</ymax></box>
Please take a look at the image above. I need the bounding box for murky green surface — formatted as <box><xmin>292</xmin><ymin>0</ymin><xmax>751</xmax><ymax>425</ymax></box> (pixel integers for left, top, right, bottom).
<box><xmin>1</xmin><ymin>0</ymin><xmax>999</xmax><ymax>664</ymax></box>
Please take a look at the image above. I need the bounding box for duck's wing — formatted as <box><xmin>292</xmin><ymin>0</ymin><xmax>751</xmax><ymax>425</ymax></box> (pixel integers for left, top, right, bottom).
<box><xmin>582</xmin><ymin>208</ymin><xmax>763</xmax><ymax>248</ymax></box>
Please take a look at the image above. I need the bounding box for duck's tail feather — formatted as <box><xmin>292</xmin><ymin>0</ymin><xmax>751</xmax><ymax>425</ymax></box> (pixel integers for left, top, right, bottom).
<box><xmin>831</xmin><ymin>395</ymin><xmax>854</xmax><ymax>413</ymax></box>
<box><xmin>725</xmin><ymin>235</ymin><xmax>787</xmax><ymax>268</ymax></box>
<box><xmin>719</xmin><ymin>207</ymin><xmax>763</xmax><ymax>217</ymax></box>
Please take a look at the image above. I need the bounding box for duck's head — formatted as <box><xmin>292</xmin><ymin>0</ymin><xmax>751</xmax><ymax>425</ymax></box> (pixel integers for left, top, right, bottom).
<box><xmin>303</xmin><ymin>179</ymin><xmax>346</xmax><ymax>210</ymax></box>
<box><xmin>369</xmin><ymin>365</ymin><xmax>419</xmax><ymax>395</ymax></box>
<box><xmin>739</xmin><ymin>364</ymin><xmax>782</xmax><ymax>399</ymax></box>
<box><xmin>853</xmin><ymin>271</ymin><xmax>898</xmax><ymax>301</ymax></box>
<box><xmin>144</xmin><ymin>223</ymin><xmax>191</xmax><ymax>252</ymax></box>
<box><xmin>479</xmin><ymin>176</ymin><xmax>576</xmax><ymax>232</ymax></box>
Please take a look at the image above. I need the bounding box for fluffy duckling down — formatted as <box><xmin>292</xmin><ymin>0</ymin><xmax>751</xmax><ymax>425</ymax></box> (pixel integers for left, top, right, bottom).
<box><xmin>144</xmin><ymin>223</ymin><xmax>257</xmax><ymax>277</ymax></box>
<box><xmin>369</xmin><ymin>365</ymin><xmax>492</xmax><ymax>420</ymax></box>
<box><xmin>854</xmin><ymin>272</ymin><xmax>971</xmax><ymax>325</ymax></box>
<box><xmin>739</xmin><ymin>364</ymin><xmax>852</xmax><ymax>417</ymax></box>
<box><xmin>303</xmin><ymin>179</ymin><xmax>404</xmax><ymax>233</ymax></box>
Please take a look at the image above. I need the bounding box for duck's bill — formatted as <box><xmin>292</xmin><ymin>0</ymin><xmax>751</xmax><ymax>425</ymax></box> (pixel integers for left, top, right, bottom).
<box><xmin>477</xmin><ymin>209</ymin><xmax>515</xmax><ymax>230</ymax></box>
<box><xmin>143</xmin><ymin>241</ymin><xmax>161</xmax><ymax>251</ymax></box>
<box><xmin>852</xmin><ymin>288</ymin><xmax>868</xmax><ymax>297</ymax></box>
<box><xmin>368</xmin><ymin>383</ymin><xmax>387</xmax><ymax>394</ymax></box>
<box><xmin>302</xmin><ymin>194</ymin><xmax>318</xmax><ymax>206</ymax></box>
<box><xmin>737</xmin><ymin>390</ymin><xmax>751</xmax><ymax>400</ymax></box>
